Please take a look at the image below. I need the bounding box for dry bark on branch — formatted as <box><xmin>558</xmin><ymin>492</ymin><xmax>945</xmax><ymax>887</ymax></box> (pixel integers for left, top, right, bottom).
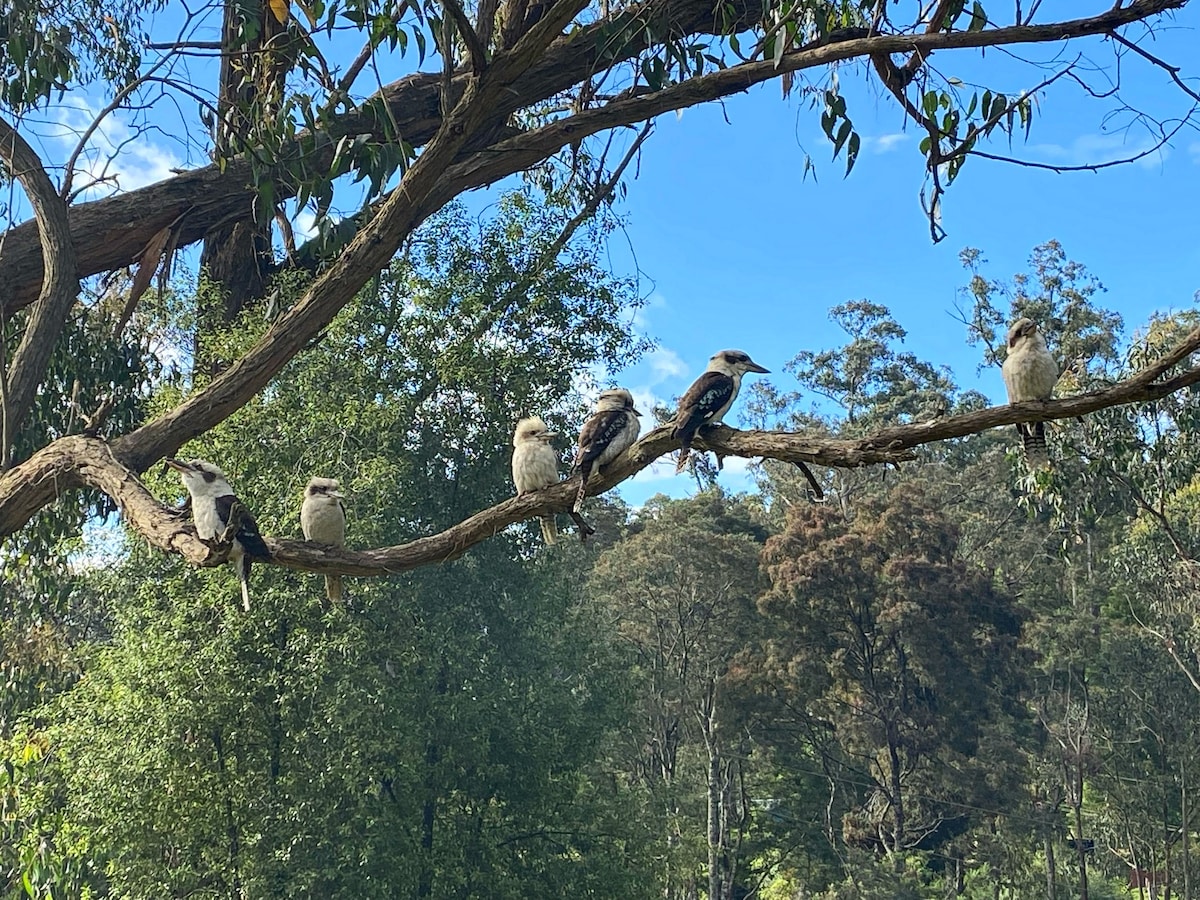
<box><xmin>0</xmin><ymin>116</ymin><xmax>80</xmax><ymax>460</ymax></box>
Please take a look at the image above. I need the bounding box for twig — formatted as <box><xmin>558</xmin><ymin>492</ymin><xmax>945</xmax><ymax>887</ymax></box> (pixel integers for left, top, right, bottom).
<box><xmin>1109</xmin><ymin>30</ymin><xmax>1200</xmax><ymax>104</ymax></box>
<box><xmin>443</xmin><ymin>0</ymin><xmax>489</xmax><ymax>74</ymax></box>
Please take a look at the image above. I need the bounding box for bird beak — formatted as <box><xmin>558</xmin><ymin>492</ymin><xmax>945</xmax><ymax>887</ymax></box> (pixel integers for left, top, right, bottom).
<box><xmin>632</xmin><ymin>407</ymin><xmax>643</xmax><ymax>417</ymax></box>
<box><xmin>746</xmin><ymin>359</ymin><xmax>770</xmax><ymax>374</ymax></box>
<box><xmin>164</xmin><ymin>458</ymin><xmax>191</xmax><ymax>473</ymax></box>
<box><xmin>543</xmin><ymin>432</ymin><xmax>558</xmax><ymax>440</ymax></box>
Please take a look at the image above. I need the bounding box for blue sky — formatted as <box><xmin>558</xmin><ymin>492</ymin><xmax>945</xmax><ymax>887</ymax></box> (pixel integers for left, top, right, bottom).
<box><xmin>607</xmin><ymin>20</ymin><xmax>1200</xmax><ymax>504</ymax></box>
<box><xmin>15</xmin><ymin>4</ymin><xmax>1200</xmax><ymax>510</ymax></box>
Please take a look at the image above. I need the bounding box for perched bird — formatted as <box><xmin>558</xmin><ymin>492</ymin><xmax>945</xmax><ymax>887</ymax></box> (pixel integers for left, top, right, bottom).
<box><xmin>1001</xmin><ymin>317</ymin><xmax>1059</xmax><ymax>468</ymax></box>
<box><xmin>572</xmin><ymin>388</ymin><xmax>641</xmax><ymax>513</ymax></box>
<box><xmin>511</xmin><ymin>416</ymin><xmax>560</xmax><ymax>545</ymax></box>
<box><xmin>300</xmin><ymin>477</ymin><xmax>347</xmax><ymax>604</ymax></box>
<box><xmin>166</xmin><ymin>458</ymin><xmax>271</xmax><ymax>611</ymax></box>
<box><xmin>672</xmin><ymin>349</ymin><xmax>770</xmax><ymax>473</ymax></box>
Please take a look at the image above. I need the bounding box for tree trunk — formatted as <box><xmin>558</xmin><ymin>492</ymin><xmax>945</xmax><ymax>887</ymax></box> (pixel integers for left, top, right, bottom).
<box><xmin>707</xmin><ymin>740</ymin><xmax>721</xmax><ymax>900</ymax></box>
<box><xmin>1183</xmin><ymin>762</ymin><xmax>1191</xmax><ymax>900</ymax></box>
<box><xmin>1046</xmin><ymin>826</ymin><xmax>1058</xmax><ymax>900</ymax></box>
<box><xmin>196</xmin><ymin>0</ymin><xmax>291</xmax><ymax>374</ymax></box>
<box><xmin>700</xmin><ymin>678</ymin><xmax>722</xmax><ymax>900</ymax></box>
<box><xmin>1072</xmin><ymin>758</ymin><xmax>1088</xmax><ymax>900</ymax></box>
<box><xmin>887</xmin><ymin>725</ymin><xmax>906</xmax><ymax>867</ymax></box>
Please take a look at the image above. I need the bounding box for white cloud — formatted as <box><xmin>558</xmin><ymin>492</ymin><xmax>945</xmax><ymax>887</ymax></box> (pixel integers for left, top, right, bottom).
<box><xmin>630</xmin><ymin>291</ymin><xmax>668</xmax><ymax>332</ymax></box>
<box><xmin>1027</xmin><ymin>132</ymin><xmax>1170</xmax><ymax>171</ymax></box>
<box><xmin>48</xmin><ymin>100</ymin><xmax>184</xmax><ymax>197</ymax></box>
<box><xmin>1188</xmin><ymin>141</ymin><xmax>1200</xmax><ymax>163</ymax></box>
<box><xmin>868</xmin><ymin>132</ymin><xmax>908</xmax><ymax>154</ymax></box>
<box><xmin>647</xmin><ymin>346</ymin><xmax>688</xmax><ymax>382</ymax></box>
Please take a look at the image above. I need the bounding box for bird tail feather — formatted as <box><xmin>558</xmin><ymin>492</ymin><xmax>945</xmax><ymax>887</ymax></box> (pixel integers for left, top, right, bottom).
<box><xmin>1020</xmin><ymin>423</ymin><xmax>1051</xmax><ymax>469</ymax></box>
<box><xmin>239</xmin><ymin>557</ymin><xmax>253</xmax><ymax>612</ymax></box>
<box><xmin>325</xmin><ymin>574</ymin><xmax>344</xmax><ymax>605</ymax></box>
<box><xmin>675</xmin><ymin>442</ymin><xmax>692</xmax><ymax>475</ymax></box>
<box><xmin>674</xmin><ymin>422</ymin><xmax>697</xmax><ymax>474</ymax></box>
<box><xmin>573</xmin><ymin>467</ymin><xmax>589</xmax><ymax>514</ymax></box>
<box><xmin>539</xmin><ymin>515</ymin><xmax>559</xmax><ymax>545</ymax></box>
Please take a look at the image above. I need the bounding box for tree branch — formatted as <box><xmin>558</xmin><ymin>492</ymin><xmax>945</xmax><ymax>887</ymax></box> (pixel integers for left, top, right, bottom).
<box><xmin>430</xmin><ymin>0</ymin><xmax>1188</xmax><ymax>212</ymax></box>
<box><xmin>0</xmin><ymin>115</ymin><xmax>80</xmax><ymax>464</ymax></box>
<box><xmin>0</xmin><ymin>0</ymin><xmax>1183</xmax><ymax>314</ymax></box>
<box><xmin>3</xmin><ymin>332</ymin><xmax>1198</xmax><ymax>569</ymax></box>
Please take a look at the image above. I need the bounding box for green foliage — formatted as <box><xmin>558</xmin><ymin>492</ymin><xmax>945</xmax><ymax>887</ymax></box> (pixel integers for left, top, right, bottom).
<box><xmin>2</xmin><ymin>296</ymin><xmax>156</xmax><ymax>562</ymax></box>
<box><xmin>757</xmin><ymin>482</ymin><xmax>1029</xmax><ymax>857</ymax></box>
<box><xmin>0</xmin><ymin>0</ymin><xmax>153</xmax><ymax>112</ymax></box>
<box><xmin>4</xmin><ymin>190</ymin><xmax>657</xmax><ymax>898</ymax></box>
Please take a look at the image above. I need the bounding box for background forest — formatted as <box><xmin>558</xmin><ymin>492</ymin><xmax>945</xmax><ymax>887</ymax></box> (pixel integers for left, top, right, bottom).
<box><xmin>4</xmin><ymin>189</ymin><xmax>1200</xmax><ymax>899</ymax></box>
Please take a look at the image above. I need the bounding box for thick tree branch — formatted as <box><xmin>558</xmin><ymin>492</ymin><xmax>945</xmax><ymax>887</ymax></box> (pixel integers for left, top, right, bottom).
<box><xmin>0</xmin><ymin>0</ymin><xmax>758</xmax><ymax>314</ymax></box>
<box><xmin>427</xmin><ymin>0</ymin><xmax>1188</xmax><ymax>217</ymax></box>
<box><xmin>0</xmin><ymin>0</ymin><xmax>1184</xmax><ymax>314</ymax></box>
<box><xmin>0</xmin><ymin>115</ymin><xmax>80</xmax><ymax>463</ymax></box>
<box><xmin>3</xmin><ymin>341</ymin><xmax>1198</xmax><ymax>569</ymax></box>
<box><xmin>110</xmin><ymin>8</ymin><xmax>578</xmax><ymax>475</ymax></box>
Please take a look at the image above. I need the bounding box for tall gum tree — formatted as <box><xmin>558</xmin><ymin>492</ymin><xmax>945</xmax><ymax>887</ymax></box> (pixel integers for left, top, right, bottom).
<box><xmin>1</xmin><ymin>0</ymin><xmax>1199</xmax><ymax>578</ymax></box>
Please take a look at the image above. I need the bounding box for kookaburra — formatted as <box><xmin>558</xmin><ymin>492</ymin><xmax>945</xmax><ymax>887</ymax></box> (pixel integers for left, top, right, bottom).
<box><xmin>673</xmin><ymin>349</ymin><xmax>769</xmax><ymax>473</ymax></box>
<box><xmin>301</xmin><ymin>477</ymin><xmax>347</xmax><ymax>604</ymax></box>
<box><xmin>511</xmin><ymin>416</ymin><xmax>560</xmax><ymax>545</ymax></box>
<box><xmin>166</xmin><ymin>458</ymin><xmax>271</xmax><ymax>611</ymax></box>
<box><xmin>1001</xmin><ymin>317</ymin><xmax>1059</xmax><ymax>468</ymax></box>
<box><xmin>572</xmin><ymin>388</ymin><xmax>641</xmax><ymax>513</ymax></box>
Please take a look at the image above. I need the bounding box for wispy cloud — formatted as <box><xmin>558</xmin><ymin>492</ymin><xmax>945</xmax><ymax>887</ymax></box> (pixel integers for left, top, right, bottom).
<box><xmin>631</xmin><ymin>291</ymin><xmax>668</xmax><ymax>332</ymax></box>
<box><xmin>48</xmin><ymin>100</ymin><xmax>184</xmax><ymax>197</ymax></box>
<box><xmin>1027</xmin><ymin>132</ymin><xmax>1170</xmax><ymax>171</ymax></box>
<box><xmin>647</xmin><ymin>346</ymin><xmax>688</xmax><ymax>381</ymax></box>
<box><xmin>867</xmin><ymin>132</ymin><xmax>908</xmax><ymax>154</ymax></box>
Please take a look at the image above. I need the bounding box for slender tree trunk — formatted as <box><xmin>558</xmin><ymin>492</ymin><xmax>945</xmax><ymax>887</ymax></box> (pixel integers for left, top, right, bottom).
<box><xmin>887</xmin><ymin>726</ymin><xmax>906</xmax><ymax>869</ymax></box>
<box><xmin>707</xmin><ymin>742</ymin><xmax>721</xmax><ymax>900</ymax></box>
<box><xmin>212</xmin><ymin>727</ymin><xmax>246</xmax><ymax>900</ymax></box>
<box><xmin>197</xmin><ymin>0</ymin><xmax>290</xmax><ymax>374</ymax></box>
<box><xmin>701</xmin><ymin>678</ymin><xmax>722</xmax><ymax>900</ymax></box>
<box><xmin>1072</xmin><ymin>757</ymin><xmax>1088</xmax><ymax>900</ymax></box>
<box><xmin>1183</xmin><ymin>762</ymin><xmax>1191</xmax><ymax>900</ymax></box>
<box><xmin>1046</xmin><ymin>827</ymin><xmax>1058</xmax><ymax>900</ymax></box>
<box><xmin>418</xmin><ymin>662</ymin><xmax>449</xmax><ymax>898</ymax></box>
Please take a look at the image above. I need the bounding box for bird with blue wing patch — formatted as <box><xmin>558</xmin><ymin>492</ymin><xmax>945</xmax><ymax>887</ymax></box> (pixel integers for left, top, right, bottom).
<box><xmin>167</xmin><ymin>458</ymin><xmax>271</xmax><ymax>611</ymax></box>
<box><xmin>572</xmin><ymin>389</ymin><xmax>641</xmax><ymax>513</ymax></box>
<box><xmin>672</xmin><ymin>349</ymin><xmax>769</xmax><ymax>473</ymax></box>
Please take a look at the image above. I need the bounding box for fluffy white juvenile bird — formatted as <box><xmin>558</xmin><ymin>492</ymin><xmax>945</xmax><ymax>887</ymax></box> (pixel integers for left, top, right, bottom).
<box><xmin>512</xmin><ymin>416</ymin><xmax>560</xmax><ymax>545</ymax></box>
<box><xmin>300</xmin><ymin>477</ymin><xmax>347</xmax><ymax>604</ymax></box>
<box><xmin>572</xmin><ymin>389</ymin><xmax>641</xmax><ymax>514</ymax></box>
<box><xmin>1001</xmin><ymin>317</ymin><xmax>1059</xmax><ymax>468</ymax></box>
<box><xmin>672</xmin><ymin>349</ymin><xmax>770</xmax><ymax>473</ymax></box>
<box><xmin>166</xmin><ymin>458</ymin><xmax>271</xmax><ymax>611</ymax></box>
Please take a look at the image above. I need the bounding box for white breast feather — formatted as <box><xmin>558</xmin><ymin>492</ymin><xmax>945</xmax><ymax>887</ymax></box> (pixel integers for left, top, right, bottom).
<box><xmin>192</xmin><ymin>500</ymin><xmax>224</xmax><ymax>542</ymax></box>
<box><xmin>302</xmin><ymin>496</ymin><xmax>346</xmax><ymax>546</ymax></box>
<box><xmin>513</xmin><ymin>442</ymin><xmax>559</xmax><ymax>494</ymax></box>
<box><xmin>1002</xmin><ymin>340</ymin><xmax>1058</xmax><ymax>403</ymax></box>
